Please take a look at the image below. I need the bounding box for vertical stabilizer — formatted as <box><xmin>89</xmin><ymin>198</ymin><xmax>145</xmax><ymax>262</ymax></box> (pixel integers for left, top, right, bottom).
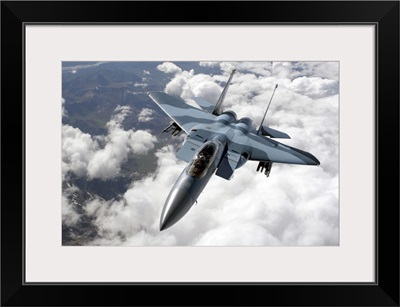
<box><xmin>257</xmin><ymin>84</ymin><xmax>278</xmax><ymax>135</ymax></box>
<box><xmin>212</xmin><ymin>69</ymin><xmax>236</xmax><ymax>115</ymax></box>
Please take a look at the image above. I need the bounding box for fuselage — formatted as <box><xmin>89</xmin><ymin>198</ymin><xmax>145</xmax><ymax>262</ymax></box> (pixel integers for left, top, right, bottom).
<box><xmin>159</xmin><ymin>112</ymin><xmax>254</xmax><ymax>230</ymax></box>
<box><xmin>151</xmin><ymin>70</ymin><xmax>319</xmax><ymax>231</ymax></box>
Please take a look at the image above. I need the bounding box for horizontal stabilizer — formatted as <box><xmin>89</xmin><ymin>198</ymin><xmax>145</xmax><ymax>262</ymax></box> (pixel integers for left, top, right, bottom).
<box><xmin>192</xmin><ymin>97</ymin><xmax>215</xmax><ymax>113</ymax></box>
<box><xmin>260</xmin><ymin>126</ymin><xmax>290</xmax><ymax>139</ymax></box>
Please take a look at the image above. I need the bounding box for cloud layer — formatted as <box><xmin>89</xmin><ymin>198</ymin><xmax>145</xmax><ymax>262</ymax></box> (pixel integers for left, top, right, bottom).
<box><xmin>63</xmin><ymin>61</ymin><xmax>339</xmax><ymax>246</ymax></box>
<box><xmin>138</xmin><ymin>108</ymin><xmax>155</xmax><ymax>122</ymax></box>
<box><xmin>62</xmin><ymin>105</ymin><xmax>157</xmax><ymax>181</ymax></box>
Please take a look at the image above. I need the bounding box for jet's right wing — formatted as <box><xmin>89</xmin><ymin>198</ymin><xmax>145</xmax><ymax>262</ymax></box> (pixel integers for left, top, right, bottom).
<box><xmin>247</xmin><ymin>134</ymin><xmax>320</xmax><ymax>165</ymax></box>
<box><xmin>148</xmin><ymin>92</ymin><xmax>217</xmax><ymax>133</ymax></box>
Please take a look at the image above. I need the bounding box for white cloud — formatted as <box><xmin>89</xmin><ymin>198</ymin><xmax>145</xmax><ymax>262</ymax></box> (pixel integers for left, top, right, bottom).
<box><xmin>82</xmin><ymin>145</ymin><xmax>186</xmax><ymax>246</ymax></box>
<box><xmin>162</xmin><ymin>62</ymin><xmax>339</xmax><ymax>245</ymax></box>
<box><xmin>87</xmin><ymin>106</ymin><xmax>157</xmax><ymax>180</ymax></box>
<box><xmin>62</xmin><ymin>105</ymin><xmax>157</xmax><ymax>181</ymax></box>
<box><xmin>64</xmin><ymin>61</ymin><xmax>339</xmax><ymax>246</ymax></box>
<box><xmin>129</xmin><ymin>130</ymin><xmax>158</xmax><ymax>154</ymax></box>
<box><xmin>194</xmin><ymin>222</ymin><xmax>281</xmax><ymax>246</ymax></box>
<box><xmin>134</xmin><ymin>82</ymin><xmax>147</xmax><ymax>88</ymax></box>
<box><xmin>62</xmin><ymin>185</ymin><xmax>81</xmax><ymax>226</ymax></box>
<box><xmin>190</xmin><ymin>77</ymin><xmax>222</xmax><ymax>103</ymax></box>
<box><xmin>149</xmin><ymin>62</ymin><xmax>338</xmax><ymax>246</ymax></box>
<box><xmin>219</xmin><ymin>62</ymin><xmax>236</xmax><ymax>73</ymax></box>
<box><xmin>291</xmin><ymin>62</ymin><xmax>340</xmax><ymax>81</ymax></box>
<box><xmin>62</xmin><ymin>98</ymin><xmax>68</xmax><ymax>117</ymax></box>
<box><xmin>157</xmin><ymin>62</ymin><xmax>182</xmax><ymax>74</ymax></box>
<box><xmin>74</xmin><ymin>141</ymin><xmax>338</xmax><ymax>246</ymax></box>
<box><xmin>164</xmin><ymin>69</ymin><xmax>195</xmax><ymax>98</ymax></box>
<box><xmin>219</xmin><ymin>61</ymin><xmax>273</xmax><ymax>76</ymax></box>
<box><xmin>86</xmin><ymin>107</ymin><xmax>135</xmax><ymax>180</ymax></box>
<box><xmin>138</xmin><ymin>108</ymin><xmax>154</xmax><ymax>122</ymax></box>
<box><xmin>290</xmin><ymin>76</ymin><xmax>338</xmax><ymax>99</ymax></box>
<box><xmin>199</xmin><ymin>61</ymin><xmax>219</xmax><ymax>68</ymax></box>
<box><xmin>62</xmin><ymin>125</ymin><xmax>98</xmax><ymax>180</ymax></box>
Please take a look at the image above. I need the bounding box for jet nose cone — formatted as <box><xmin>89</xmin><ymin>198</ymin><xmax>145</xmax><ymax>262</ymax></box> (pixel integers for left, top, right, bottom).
<box><xmin>160</xmin><ymin>220</ymin><xmax>171</xmax><ymax>231</ymax></box>
<box><xmin>160</xmin><ymin>188</ymin><xmax>195</xmax><ymax>231</ymax></box>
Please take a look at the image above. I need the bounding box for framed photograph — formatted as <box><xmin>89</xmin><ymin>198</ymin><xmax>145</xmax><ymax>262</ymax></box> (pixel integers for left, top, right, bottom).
<box><xmin>2</xmin><ymin>1</ymin><xmax>399</xmax><ymax>306</ymax></box>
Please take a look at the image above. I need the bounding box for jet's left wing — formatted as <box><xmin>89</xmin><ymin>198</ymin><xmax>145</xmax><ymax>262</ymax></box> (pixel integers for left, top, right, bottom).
<box><xmin>247</xmin><ymin>134</ymin><xmax>320</xmax><ymax>165</ymax></box>
<box><xmin>192</xmin><ymin>97</ymin><xmax>215</xmax><ymax>113</ymax></box>
<box><xmin>148</xmin><ymin>92</ymin><xmax>216</xmax><ymax>133</ymax></box>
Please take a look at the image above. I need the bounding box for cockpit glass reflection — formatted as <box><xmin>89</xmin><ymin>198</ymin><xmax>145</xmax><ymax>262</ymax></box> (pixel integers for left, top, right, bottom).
<box><xmin>186</xmin><ymin>142</ymin><xmax>218</xmax><ymax>178</ymax></box>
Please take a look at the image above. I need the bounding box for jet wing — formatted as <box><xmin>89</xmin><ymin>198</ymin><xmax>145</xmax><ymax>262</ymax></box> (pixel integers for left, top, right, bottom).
<box><xmin>192</xmin><ymin>97</ymin><xmax>215</xmax><ymax>113</ymax></box>
<box><xmin>148</xmin><ymin>92</ymin><xmax>216</xmax><ymax>133</ymax></box>
<box><xmin>248</xmin><ymin>134</ymin><xmax>320</xmax><ymax>165</ymax></box>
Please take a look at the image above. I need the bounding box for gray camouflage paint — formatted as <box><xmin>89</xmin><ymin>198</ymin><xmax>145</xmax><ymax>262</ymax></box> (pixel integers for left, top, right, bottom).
<box><xmin>159</xmin><ymin>137</ymin><xmax>226</xmax><ymax>230</ymax></box>
<box><xmin>148</xmin><ymin>75</ymin><xmax>319</xmax><ymax>230</ymax></box>
<box><xmin>149</xmin><ymin>92</ymin><xmax>320</xmax><ymax>166</ymax></box>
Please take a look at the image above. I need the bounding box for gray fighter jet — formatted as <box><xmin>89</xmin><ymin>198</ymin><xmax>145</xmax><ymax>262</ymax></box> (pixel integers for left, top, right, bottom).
<box><xmin>148</xmin><ymin>69</ymin><xmax>320</xmax><ymax>231</ymax></box>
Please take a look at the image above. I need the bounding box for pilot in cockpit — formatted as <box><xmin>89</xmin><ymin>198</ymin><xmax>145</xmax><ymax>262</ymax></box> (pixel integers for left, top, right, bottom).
<box><xmin>187</xmin><ymin>142</ymin><xmax>217</xmax><ymax>178</ymax></box>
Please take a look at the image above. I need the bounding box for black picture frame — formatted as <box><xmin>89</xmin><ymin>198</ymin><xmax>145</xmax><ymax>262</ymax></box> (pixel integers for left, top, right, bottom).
<box><xmin>1</xmin><ymin>1</ymin><xmax>399</xmax><ymax>306</ymax></box>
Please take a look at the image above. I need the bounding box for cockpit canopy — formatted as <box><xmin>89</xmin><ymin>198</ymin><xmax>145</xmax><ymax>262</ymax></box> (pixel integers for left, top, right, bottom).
<box><xmin>186</xmin><ymin>141</ymin><xmax>219</xmax><ymax>178</ymax></box>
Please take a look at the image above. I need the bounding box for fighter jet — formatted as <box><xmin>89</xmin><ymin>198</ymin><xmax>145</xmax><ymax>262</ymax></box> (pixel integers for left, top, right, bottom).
<box><xmin>148</xmin><ymin>69</ymin><xmax>320</xmax><ymax>231</ymax></box>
